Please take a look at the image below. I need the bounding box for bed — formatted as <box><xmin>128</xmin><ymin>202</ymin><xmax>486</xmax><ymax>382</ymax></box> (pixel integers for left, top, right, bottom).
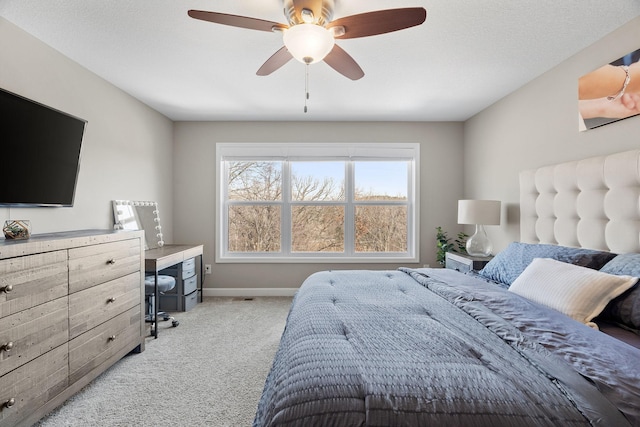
<box><xmin>253</xmin><ymin>150</ymin><xmax>640</xmax><ymax>427</ymax></box>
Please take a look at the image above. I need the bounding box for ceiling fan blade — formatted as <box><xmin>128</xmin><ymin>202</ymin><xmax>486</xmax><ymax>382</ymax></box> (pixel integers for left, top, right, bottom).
<box><xmin>188</xmin><ymin>10</ymin><xmax>287</xmax><ymax>32</ymax></box>
<box><xmin>327</xmin><ymin>7</ymin><xmax>427</xmax><ymax>39</ymax></box>
<box><xmin>291</xmin><ymin>0</ymin><xmax>324</xmax><ymax>23</ymax></box>
<box><xmin>323</xmin><ymin>45</ymin><xmax>364</xmax><ymax>80</ymax></box>
<box><xmin>257</xmin><ymin>47</ymin><xmax>293</xmax><ymax>76</ymax></box>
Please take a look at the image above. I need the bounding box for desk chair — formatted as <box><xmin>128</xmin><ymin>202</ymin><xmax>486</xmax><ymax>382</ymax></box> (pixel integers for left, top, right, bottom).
<box><xmin>144</xmin><ymin>275</ymin><xmax>179</xmax><ymax>335</ymax></box>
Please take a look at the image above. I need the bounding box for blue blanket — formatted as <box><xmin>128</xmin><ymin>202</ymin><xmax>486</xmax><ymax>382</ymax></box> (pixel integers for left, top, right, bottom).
<box><xmin>254</xmin><ymin>269</ymin><xmax>639</xmax><ymax>426</ymax></box>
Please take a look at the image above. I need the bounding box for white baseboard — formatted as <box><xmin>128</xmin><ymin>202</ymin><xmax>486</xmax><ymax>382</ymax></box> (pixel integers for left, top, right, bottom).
<box><xmin>202</xmin><ymin>288</ymin><xmax>298</xmax><ymax>298</ymax></box>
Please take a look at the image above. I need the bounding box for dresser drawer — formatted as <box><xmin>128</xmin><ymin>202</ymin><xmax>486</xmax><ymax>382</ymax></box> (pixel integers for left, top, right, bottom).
<box><xmin>0</xmin><ymin>251</ymin><xmax>68</xmax><ymax>318</ymax></box>
<box><xmin>68</xmin><ymin>306</ymin><xmax>142</xmax><ymax>384</ymax></box>
<box><xmin>0</xmin><ymin>344</ymin><xmax>68</xmax><ymax>427</ymax></box>
<box><xmin>0</xmin><ymin>230</ymin><xmax>145</xmax><ymax>427</ymax></box>
<box><xmin>69</xmin><ymin>272</ymin><xmax>141</xmax><ymax>339</ymax></box>
<box><xmin>0</xmin><ymin>297</ymin><xmax>68</xmax><ymax>377</ymax></box>
<box><xmin>68</xmin><ymin>239</ymin><xmax>141</xmax><ymax>293</ymax></box>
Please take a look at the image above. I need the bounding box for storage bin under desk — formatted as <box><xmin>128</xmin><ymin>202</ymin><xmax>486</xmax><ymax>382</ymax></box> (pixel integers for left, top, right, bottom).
<box><xmin>157</xmin><ymin>257</ymin><xmax>199</xmax><ymax>312</ymax></box>
<box><xmin>159</xmin><ymin>290</ymin><xmax>198</xmax><ymax>312</ymax></box>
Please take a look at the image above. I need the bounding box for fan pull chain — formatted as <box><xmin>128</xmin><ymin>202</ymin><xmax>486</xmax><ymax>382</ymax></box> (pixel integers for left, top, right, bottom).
<box><xmin>304</xmin><ymin>63</ymin><xmax>309</xmax><ymax>113</ymax></box>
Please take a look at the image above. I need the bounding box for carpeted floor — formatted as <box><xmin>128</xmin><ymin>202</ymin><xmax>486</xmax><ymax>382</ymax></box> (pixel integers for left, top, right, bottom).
<box><xmin>34</xmin><ymin>297</ymin><xmax>292</xmax><ymax>427</ymax></box>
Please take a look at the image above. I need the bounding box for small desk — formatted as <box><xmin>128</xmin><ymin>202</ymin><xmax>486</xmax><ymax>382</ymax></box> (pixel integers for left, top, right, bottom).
<box><xmin>145</xmin><ymin>244</ymin><xmax>204</xmax><ymax>338</ymax></box>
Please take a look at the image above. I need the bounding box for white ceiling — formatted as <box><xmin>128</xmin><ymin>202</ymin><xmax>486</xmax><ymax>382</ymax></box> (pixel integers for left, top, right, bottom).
<box><xmin>2</xmin><ymin>1</ymin><xmax>640</xmax><ymax>122</ymax></box>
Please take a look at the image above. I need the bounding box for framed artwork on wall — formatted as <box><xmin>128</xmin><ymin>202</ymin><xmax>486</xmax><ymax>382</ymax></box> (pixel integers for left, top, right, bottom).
<box><xmin>579</xmin><ymin>48</ymin><xmax>640</xmax><ymax>131</ymax></box>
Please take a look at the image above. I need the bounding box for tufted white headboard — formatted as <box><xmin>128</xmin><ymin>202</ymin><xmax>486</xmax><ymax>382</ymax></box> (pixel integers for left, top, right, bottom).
<box><xmin>520</xmin><ymin>150</ymin><xmax>640</xmax><ymax>253</ymax></box>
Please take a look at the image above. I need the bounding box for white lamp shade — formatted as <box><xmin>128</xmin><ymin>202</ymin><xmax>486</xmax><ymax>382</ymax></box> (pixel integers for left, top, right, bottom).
<box><xmin>458</xmin><ymin>200</ymin><xmax>501</xmax><ymax>225</ymax></box>
<box><xmin>283</xmin><ymin>24</ymin><xmax>335</xmax><ymax>64</ymax></box>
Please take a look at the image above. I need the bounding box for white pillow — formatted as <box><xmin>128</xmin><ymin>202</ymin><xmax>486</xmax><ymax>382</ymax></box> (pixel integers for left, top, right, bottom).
<box><xmin>508</xmin><ymin>257</ymin><xmax>638</xmax><ymax>329</ymax></box>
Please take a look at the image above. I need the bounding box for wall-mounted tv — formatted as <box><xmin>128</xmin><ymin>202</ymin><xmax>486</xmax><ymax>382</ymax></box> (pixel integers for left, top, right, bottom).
<box><xmin>0</xmin><ymin>87</ymin><xmax>86</xmax><ymax>207</ymax></box>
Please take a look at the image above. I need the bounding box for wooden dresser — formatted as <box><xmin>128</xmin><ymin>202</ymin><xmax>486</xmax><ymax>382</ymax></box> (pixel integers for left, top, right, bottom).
<box><xmin>0</xmin><ymin>230</ymin><xmax>145</xmax><ymax>427</ymax></box>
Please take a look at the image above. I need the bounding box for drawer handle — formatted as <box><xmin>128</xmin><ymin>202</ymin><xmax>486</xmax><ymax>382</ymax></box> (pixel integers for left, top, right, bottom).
<box><xmin>1</xmin><ymin>342</ymin><xmax>13</xmax><ymax>352</ymax></box>
<box><xmin>108</xmin><ymin>335</ymin><xmax>117</xmax><ymax>342</ymax></box>
<box><xmin>107</xmin><ymin>297</ymin><xmax>117</xmax><ymax>304</ymax></box>
<box><xmin>0</xmin><ymin>284</ymin><xmax>13</xmax><ymax>293</ymax></box>
<box><xmin>4</xmin><ymin>398</ymin><xmax>15</xmax><ymax>408</ymax></box>
<box><xmin>106</xmin><ymin>258</ymin><xmax>116</xmax><ymax>265</ymax></box>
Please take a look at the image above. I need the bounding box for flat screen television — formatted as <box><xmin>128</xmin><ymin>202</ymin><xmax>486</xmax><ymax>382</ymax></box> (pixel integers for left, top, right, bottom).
<box><xmin>0</xmin><ymin>87</ymin><xmax>86</xmax><ymax>207</ymax></box>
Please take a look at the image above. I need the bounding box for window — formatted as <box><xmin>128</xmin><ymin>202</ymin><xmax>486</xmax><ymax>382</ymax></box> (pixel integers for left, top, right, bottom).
<box><xmin>217</xmin><ymin>143</ymin><xmax>419</xmax><ymax>262</ymax></box>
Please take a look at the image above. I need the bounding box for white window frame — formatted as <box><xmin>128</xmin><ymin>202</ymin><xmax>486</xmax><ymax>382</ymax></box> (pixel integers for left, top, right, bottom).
<box><xmin>216</xmin><ymin>142</ymin><xmax>420</xmax><ymax>263</ymax></box>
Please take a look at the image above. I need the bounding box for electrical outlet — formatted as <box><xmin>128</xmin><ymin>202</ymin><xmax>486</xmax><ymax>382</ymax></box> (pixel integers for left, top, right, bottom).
<box><xmin>205</xmin><ymin>264</ymin><xmax>212</xmax><ymax>274</ymax></box>
<box><xmin>422</xmin><ymin>264</ymin><xmax>430</xmax><ymax>268</ymax></box>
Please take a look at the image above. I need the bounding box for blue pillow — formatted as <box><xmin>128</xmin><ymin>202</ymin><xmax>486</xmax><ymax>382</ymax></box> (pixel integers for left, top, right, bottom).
<box><xmin>478</xmin><ymin>242</ymin><xmax>616</xmax><ymax>286</ymax></box>
<box><xmin>599</xmin><ymin>253</ymin><xmax>640</xmax><ymax>331</ymax></box>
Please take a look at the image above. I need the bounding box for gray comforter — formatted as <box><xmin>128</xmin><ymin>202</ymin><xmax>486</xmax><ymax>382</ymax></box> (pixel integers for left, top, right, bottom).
<box><xmin>254</xmin><ymin>268</ymin><xmax>640</xmax><ymax>426</ymax></box>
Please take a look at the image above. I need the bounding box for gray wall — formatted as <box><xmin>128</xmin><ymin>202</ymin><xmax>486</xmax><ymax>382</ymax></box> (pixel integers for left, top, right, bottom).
<box><xmin>173</xmin><ymin>121</ymin><xmax>464</xmax><ymax>291</ymax></box>
<box><xmin>464</xmin><ymin>16</ymin><xmax>640</xmax><ymax>252</ymax></box>
<box><xmin>0</xmin><ymin>18</ymin><xmax>175</xmax><ymax>239</ymax></box>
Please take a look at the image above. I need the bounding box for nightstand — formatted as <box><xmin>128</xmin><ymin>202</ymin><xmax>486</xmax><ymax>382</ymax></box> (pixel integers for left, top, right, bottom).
<box><xmin>445</xmin><ymin>252</ymin><xmax>493</xmax><ymax>273</ymax></box>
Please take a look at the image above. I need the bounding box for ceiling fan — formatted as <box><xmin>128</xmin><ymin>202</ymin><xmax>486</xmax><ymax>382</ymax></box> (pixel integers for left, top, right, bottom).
<box><xmin>187</xmin><ymin>0</ymin><xmax>427</xmax><ymax>81</ymax></box>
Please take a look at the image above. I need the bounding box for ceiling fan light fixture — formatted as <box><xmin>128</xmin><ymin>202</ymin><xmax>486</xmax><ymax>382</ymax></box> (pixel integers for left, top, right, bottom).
<box><xmin>300</xmin><ymin>8</ymin><xmax>315</xmax><ymax>24</ymax></box>
<box><xmin>283</xmin><ymin>24</ymin><xmax>335</xmax><ymax>64</ymax></box>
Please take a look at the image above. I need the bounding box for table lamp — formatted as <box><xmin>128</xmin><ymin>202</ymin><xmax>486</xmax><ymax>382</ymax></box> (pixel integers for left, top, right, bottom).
<box><xmin>457</xmin><ymin>200</ymin><xmax>501</xmax><ymax>257</ymax></box>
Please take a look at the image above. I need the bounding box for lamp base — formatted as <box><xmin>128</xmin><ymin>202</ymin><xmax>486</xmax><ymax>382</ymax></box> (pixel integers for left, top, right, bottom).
<box><xmin>466</xmin><ymin>224</ymin><xmax>492</xmax><ymax>257</ymax></box>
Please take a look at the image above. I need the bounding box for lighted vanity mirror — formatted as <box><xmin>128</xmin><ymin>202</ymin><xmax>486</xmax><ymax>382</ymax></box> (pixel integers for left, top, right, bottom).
<box><xmin>112</xmin><ymin>200</ymin><xmax>164</xmax><ymax>249</ymax></box>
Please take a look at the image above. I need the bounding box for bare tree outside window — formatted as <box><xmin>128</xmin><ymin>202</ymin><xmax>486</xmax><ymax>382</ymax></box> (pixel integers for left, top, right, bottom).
<box><xmin>290</xmin><ymin>161</ymin><xmax>345</xmax><ymax>253</ymax></box>
<box><xmin>353</xmin><ymin>161</ymin><xmax>408</xmax><ymax>253</ymax></box>
<box><xmin>291</xmin><ymin>161</ymin><xmax>344</xmax><ymax>201</ymax></box>
<box><xmin>292</xmin><ymin>206</ymin><xmax>344</xmax><ymax>252</ymax></box>
<box><xmin>228</xmin><ymin>161</ymin><xmax>281</xmax><ymax>201</ymax></box>
<box><xmin>228</xmin><ymin>161</ymin><xmax>282</xmax><ymax>252</ymax></box>
<box><xmin>225</xmin><ymin>158</ymin><xmax>411</xmax><ymax>256</ymax></box>
<box><xmin>355</xmin><ymin>205</ymin><xmax>407</xmax><ymax>252</ymax></box>
<box><xmin>229</xmin><ymin>205</ymin><xmax>281</xmax><ymax>252</ymax></box>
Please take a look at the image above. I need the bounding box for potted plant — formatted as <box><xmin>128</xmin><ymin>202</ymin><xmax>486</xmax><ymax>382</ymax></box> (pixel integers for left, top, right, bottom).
<box><xmin>435</xmin><ymin>226</ymin><xmax>468</xmax><ymax>266</ymax></box>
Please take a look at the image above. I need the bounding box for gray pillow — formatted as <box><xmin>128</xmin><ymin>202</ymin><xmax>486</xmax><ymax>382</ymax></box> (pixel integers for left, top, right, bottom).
<box><xmin>478</xmin><ymin>242</ymin><xmax>617</xmax><ymax>286</ymax></box>
<box><xmin>599</xmin><ymin>253</ymin><xmax>640</xmax><ymax>332</ymax></box>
